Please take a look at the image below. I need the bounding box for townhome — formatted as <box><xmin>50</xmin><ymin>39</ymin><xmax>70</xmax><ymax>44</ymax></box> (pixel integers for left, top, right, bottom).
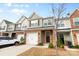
<box><xmin>1</xmin><ymin>10</ymin><xmax>79</xmax><ymax>46</ymax></box>
<box><xmin>15</xmin><ymin>16</ymin><xmax>28</xmax><ymax>41</ymax></box>
<box><xmin>57</xmin><ymin>17</ymin><xmax>72</xmax><ymax>46</ymax></box>
<box><xmin>70</xmin><ymin>9</ymin><xmax>79</xmax><ymax>46</ymax></box>
<box><xmin>24</xmin><ymin>12</ymin><xmax>55</xmax><ymax>45</ymax></box>
<box><xmin>0</xmin><ymin>20</ymin><xmax>15</xmax><ymax>38</ymax></box>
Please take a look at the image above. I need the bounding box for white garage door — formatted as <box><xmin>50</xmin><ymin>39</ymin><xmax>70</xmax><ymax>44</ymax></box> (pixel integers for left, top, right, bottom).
<box><xmin>26</xmin><ymin>32</ymin><xmax>38</xmax><ymax>45</ymax></box>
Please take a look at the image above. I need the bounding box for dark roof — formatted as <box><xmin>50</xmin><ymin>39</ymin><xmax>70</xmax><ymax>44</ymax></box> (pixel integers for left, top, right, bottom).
<box><xmin>59</xmin><ymin>17</ymin><xmax>69</xmax><ymax>20</ymax></box>
<box><xmin>3</xmin><ymin>20</ymin><xmax>14</xmax><ymax>24</ymax></box>
<box><xmin>43</xmin><ymin>16</ymin><xmax>54</xmax><ymax>19</ymax></box>
<box><xmin>28</xmin><ymin>12</ymin><xmax>42</xmax><ymax>20</ymax></box>
<box><xmin>16</xmin><ymin>15</ymin><xmax>28</xmax><ymax>23</ymax></box>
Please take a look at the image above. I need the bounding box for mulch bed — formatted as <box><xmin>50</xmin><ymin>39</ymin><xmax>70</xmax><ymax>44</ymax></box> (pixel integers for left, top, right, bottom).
<box><xmin>18</xmin><ymin>47</ymin><xmax>70</xmax><ymax>56</ymax></box>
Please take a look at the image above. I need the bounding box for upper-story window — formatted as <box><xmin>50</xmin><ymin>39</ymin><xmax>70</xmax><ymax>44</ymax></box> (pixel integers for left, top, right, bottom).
<box><xmin>31</xmin><ymin>20</ymin><xmax>38</xmax><ymax>27</ymax></box>
<box><xmin>58</xmin><ymin>24</ymin><xmax>64</xmax><ymax>27</ymax></box>
<box><xmin>0</xmin><ymin>26</ymin><xmax>5</xmax><ymax>30</ymax></box>
<box><xmin>43</xmin><ymin>19</ymin><xmax>52</xmax><ymax>26</ymax></box>
<box><xmin>22</xmin><ymin>25</ymin><xmax>27</xmax><ymax>29</ymax></box>
<box><xmin>16</xmin><ymin>23</ymin><xmax>21</xmax><ymax>27</ymax></box>
<box><xmin>73</xmin><ymin>18</ymin><xmax>79</xmax><ymax>26</ymax></box>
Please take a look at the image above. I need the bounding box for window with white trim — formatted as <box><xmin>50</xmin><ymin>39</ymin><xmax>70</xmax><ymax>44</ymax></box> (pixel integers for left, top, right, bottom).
<box><xmin>43</xmin><ymin>19</ymin><xmax>52</xmax><ymax>26</ymax></box>
<box><xmin>73</xmin><ymin>18</ymin><xmax>79</xmax><ymax>26</ymax></box>
<box><xmin>58</xmin><ymin>24</ymin><xmax>64</xmax><ymax>27</ymax></box>
<box><xmin>31</xmin><ymin>20</ymin><xmax>38</xmax><ymax>27</ymax></box>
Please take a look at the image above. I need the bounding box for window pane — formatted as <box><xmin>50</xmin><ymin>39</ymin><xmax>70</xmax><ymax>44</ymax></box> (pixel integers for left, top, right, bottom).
<box><xmin>75</xmin><ymin>22</ymin><xmax>79</xmax><ymax>26</ymax></box>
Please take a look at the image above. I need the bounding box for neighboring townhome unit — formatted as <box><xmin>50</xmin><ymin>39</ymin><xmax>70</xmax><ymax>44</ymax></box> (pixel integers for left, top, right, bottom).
<box><xmin>15</xmin><ymin>16</ymin><xmax>28</xmax><ymax>42</ymax></box>
<box><xmin>70</xmin><ymin>9</ymin><xmax>79</xmax><ymax>46</ymax></box>
<box><xmin>57</xmin><ymin>17</ymin><xmax>72</xmax><ymax>46</ymax></box>
<box><xmin>0</xmin><ymin>20</ymin><xmax>15</xmax><ymax>37</ymax></box>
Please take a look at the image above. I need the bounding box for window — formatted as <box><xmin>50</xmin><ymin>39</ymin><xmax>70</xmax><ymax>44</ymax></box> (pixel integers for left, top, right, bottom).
<box><xmin>0</xmin><ymin>26</ymin><xmax>5</xmax><ymax>30</ymax></box>
<box><xmin>43</xmin><ymin>19</ymin><xmax>52</xmax><ymax>26</ymax></box>
<box><xmin>16</xmin><ymin>24</ymin><xmax>21</xmax><ymax>27</ymax></box>
<box><xmin>22</xmin><ymin>26</ymin><xmax>27</xmax><ymax>28</ymax></box>
<box><xmin>73</xmin><ymin>18</ymin><xmax>79</xmax><ymax>26</ymax></box>
<box><xmin>31</xmin><ymin>20</ymin><xmax>38</xmax><ymax>27</ymax></box>
<box><xmin>48</xmin><ymin>20</ymin><xmax>52</xmax><ymax>25</ymax></box>
<box><xmin>58</xmin><ymin>24</ymin><xmax>64</xmax><ymax>27</ymax></box>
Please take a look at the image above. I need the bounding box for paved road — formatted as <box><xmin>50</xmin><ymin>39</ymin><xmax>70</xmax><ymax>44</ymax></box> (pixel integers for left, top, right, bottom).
<box><xmin>0</xmin><ymin>45</ymin><xmax>33</xmax><ymax>56</ymax></box>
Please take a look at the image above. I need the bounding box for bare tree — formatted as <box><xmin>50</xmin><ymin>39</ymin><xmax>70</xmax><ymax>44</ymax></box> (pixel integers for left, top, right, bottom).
<box><xmin>51</xmin><ymin>3</ymin><xmax>66</xmax><ymax>55</ymax></box>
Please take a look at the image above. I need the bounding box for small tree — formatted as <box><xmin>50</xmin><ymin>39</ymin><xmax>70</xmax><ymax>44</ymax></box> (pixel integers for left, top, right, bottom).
<box><xmin>20</xmin><ymin>37</ymin><xmax>25</xmax><ymax>44</ymax></box>
<box><xmin>57</xmin><ymin>35</ymin><xmax>64</xmax><ymax>48</ymax></box>
<box><xmin>51</xmin><ymin>3</ymin><xmax>67</xmax><ymax>55</ymax></box>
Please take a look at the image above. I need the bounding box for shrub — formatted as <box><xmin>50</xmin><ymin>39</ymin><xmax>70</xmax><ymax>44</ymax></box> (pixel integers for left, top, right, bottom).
<box><xmin>37</xmin><ymin>43</ymin><xmax>43</xmax><ymax>46</ymax></box>
<box><xmin>57</xmin><ymin>35</ymin><xmax>64</xmax><ymax>48</ymax></box>
<box><xmin>75</xmin><ymin>45</ymin><xmax>79</xmax><ymax>48</ymax></box>
<box><xmin>69</xmin><ymin>45</ymin><xmax>79</xmax><ymax>49</ymax></box>
<box><xmin>48</xmin><ymin>43</ymin><xmax>54</xmax><ymax>48</ymax></box>
<box><xmin>20</xmin><ymin>37</ymin><xmax>25</xmax><ymax>44</ymax></box>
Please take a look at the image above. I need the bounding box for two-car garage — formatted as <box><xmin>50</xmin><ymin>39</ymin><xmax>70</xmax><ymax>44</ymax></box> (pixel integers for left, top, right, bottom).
<box><xmin>26</xmin><ymin>32</ymin><xmax>38</xmax><ymax>45</ymax></box>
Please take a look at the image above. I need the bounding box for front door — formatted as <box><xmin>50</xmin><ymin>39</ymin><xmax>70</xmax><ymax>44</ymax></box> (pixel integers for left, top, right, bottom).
<box><xmin>45</xmin><ymin>31</ymin><xmax>50</xmax><ymax>43</ymax></box>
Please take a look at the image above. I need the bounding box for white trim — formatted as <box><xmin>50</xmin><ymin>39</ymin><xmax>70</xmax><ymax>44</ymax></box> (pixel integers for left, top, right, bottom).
<box><xmin>45</xmin><ymin>31</ymin><xmax>50</xmax><ymax>43</ymax></box>
<box><xmin>76</xmin><ymin>33</ymin><xmax>79</xmax><ymax>45</ymax></box>
<box><xmin>70</xmin><ymin>30</ymin><xmax>74</xmax><ymax>45</ymax></box>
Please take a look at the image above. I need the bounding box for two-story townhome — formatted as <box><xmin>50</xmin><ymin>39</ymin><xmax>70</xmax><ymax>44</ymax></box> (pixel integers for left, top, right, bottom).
<box><xmin>0</xmin><ymin>20</ymin><xmax>15</xmax><ymax>38</ymax></box>
<box><xmin>14</xmin><ymin>16</ymin><xmax>28</xmax><ymax>41</ymax></box>
<box><xmin>70</xmin><ymin>9</ymin><xmax>79</xmax><ymax>46</ymax></box>
<box><xmin>57</xmin><ymin>17</ymin><xmax>72</xmax><ymax>46</ymax></box>
<box><xmin>25</xmin><ymin>12</ymin><xmax>55</xmax><ymax>45</ymax></box>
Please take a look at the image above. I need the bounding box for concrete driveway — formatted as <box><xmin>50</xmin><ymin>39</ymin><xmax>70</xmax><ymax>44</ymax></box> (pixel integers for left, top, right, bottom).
<box><xmin>0</xmin><ymin>45</ymin><xmax>33</xmax><ymax>56</ymax></box>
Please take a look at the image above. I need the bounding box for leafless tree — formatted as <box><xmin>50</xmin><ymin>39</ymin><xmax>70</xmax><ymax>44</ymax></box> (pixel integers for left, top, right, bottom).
<box><xmin>51</xmin><ymin>3</ymin><xmax>67</xmax><ymax>55</ymax></box>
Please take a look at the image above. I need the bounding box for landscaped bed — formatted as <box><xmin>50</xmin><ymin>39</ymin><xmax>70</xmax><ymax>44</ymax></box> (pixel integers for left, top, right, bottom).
<box><xmin>18</xmin><ymin>47</ymin><xmax>71</xmax><ymax>56</ymax></box>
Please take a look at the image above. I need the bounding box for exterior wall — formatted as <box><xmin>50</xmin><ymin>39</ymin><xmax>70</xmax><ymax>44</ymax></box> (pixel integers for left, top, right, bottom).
<box><xmin>71</xmin><ymin>31</ymin><xmax>79</xmax><ymax>45</ymax></box>
<box><xmin>70</xmin><ymin>9</ymin><xmax>79</xmax><ymax>28</ymax></box>
<box><xmin>7</xmin><ymin>24</ymin><xmax>15</xmax><ymax>31</ymax></box>
<box><xmin>39</xmin><ymin>19</ymin><xmax>43</xmax><ymax>27</ymax></box>
<box><xmin>0</xmin><ymin>21</ymin><xmax>7</xmax><ymax>32</ymax></box>
<box><xmin>58</xmin><ymin>19</ymin><xmax>71</xmax><ymax>29</ymax></box>
<box><xmin>21</xmin><ymin>19</ymin><xmax>28</xmax><ymax>30</ymax></box>
<box><xmin>50</xmin><ymin>30</ymin><xmax>53</xmax><ymax>44</ymax></box>
<box><xmin>70</xmin><ymin>9</ymin><xmax>79</xmax><ymax>46</ymax></box>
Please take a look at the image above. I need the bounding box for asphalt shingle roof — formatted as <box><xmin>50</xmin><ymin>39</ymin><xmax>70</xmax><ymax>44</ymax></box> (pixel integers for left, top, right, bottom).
<box><xmin>3</xmin><ymin>20</ymin><xmax>14</xmax><ymax>24</ymax></box>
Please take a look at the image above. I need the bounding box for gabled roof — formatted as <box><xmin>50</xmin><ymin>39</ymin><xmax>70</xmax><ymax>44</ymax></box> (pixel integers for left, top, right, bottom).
<box><xmin>68</xmin><ymin>8</ymin><xmax>79</xmax><ymax>17</ymax></box>
<box><xmin>43</xmin><ymin>16</ymin><xmax>54</xmax><ymax>19</ymax></box>
<box><xmin>16</xmin><ymin>15</ymin><xmax>28</xmax><ymax>24</ymax></box>
<box><xmin>59</xmin><ymin>17</ymin><xmax>69</xmax><ymax>20</ymax></box>
<box><xmin>28</xmin><ymin>12</ymin><xmax>42</xmax><ymax>20</ymax></box>
<box><xmin>3</xmin><ymin>20</ymin><xmax>14</xmax><ymax>24</ymax></box>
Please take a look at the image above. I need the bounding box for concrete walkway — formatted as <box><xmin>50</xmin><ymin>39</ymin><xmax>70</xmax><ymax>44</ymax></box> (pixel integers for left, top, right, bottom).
<box><xmin>0</xmin><ymin>45</ymin><xmax>33</xmax><ymax>56</ymax></box>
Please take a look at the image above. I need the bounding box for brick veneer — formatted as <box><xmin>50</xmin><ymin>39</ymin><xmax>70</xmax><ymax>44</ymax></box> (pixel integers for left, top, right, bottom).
<box><xmin>70</xmin><ymin>9</ymin><xmax>79</xmax><ymax>45</ymax></box>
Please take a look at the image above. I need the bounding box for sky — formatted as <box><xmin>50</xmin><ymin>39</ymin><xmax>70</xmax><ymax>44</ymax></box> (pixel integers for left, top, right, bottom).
<box><xmin>0</xmin><ymin>3</ymin><xmax>79</xmax><ymax>23</ymax></box>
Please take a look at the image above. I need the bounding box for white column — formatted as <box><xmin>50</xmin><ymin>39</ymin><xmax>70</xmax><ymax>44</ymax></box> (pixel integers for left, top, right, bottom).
<box><xmin>70</xmin><ymin>29</ymin><xmax>74</xmax><ymax>45</ymax></box>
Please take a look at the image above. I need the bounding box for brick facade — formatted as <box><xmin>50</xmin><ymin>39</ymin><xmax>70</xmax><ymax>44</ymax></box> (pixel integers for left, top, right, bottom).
<box><xmin>70</xmin><ymin>9</ymin><xmax>79</xmax><ymax>45</ymax></box>
<box><xmin>70</xmin><ymin>9</ymin><xmax>79</xmax><ymax>28</ymax></box>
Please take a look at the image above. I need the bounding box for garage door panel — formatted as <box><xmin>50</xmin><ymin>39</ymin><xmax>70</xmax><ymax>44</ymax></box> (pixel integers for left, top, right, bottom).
<box><xmin>26</xmin><ymin>32</ymin><xmax>38</xmax><ymax>45</ymax></box>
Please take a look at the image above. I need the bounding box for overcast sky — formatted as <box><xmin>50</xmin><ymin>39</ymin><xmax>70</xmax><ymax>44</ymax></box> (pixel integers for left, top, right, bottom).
<box><xmin>0</xmin><ymin>3</ymin><xmax>79</xmax><ymax>23</ymax></box>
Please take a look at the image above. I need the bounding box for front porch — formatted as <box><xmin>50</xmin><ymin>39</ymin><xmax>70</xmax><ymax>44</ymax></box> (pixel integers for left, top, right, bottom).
<box><xmin>57</xmin><ymin>31</ymin><xmax>72</xmax><ymax>46</ymax></box>
<box><xmin>40</xmin><ymin>30</ymin><xmax>53</xmax><ymax>44</ymax></box>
